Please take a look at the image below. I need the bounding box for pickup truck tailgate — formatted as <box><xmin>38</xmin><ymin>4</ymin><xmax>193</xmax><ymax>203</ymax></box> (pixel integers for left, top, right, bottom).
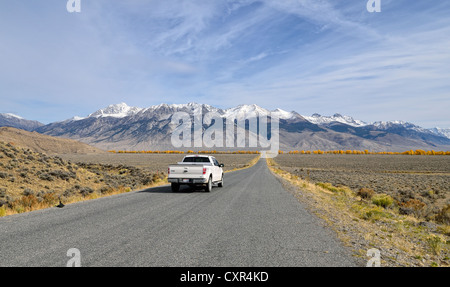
<box><xmin>168</xmin><ymin>164</ymin><xmax>208</xmax><ymax>178</ymax></box>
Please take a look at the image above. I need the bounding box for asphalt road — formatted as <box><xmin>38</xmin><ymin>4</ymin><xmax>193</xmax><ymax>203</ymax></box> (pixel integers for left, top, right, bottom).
<box><xmin>0</xmin><ymin>159</ymin><xmax>359</xmax><ymax>267</ymax></box>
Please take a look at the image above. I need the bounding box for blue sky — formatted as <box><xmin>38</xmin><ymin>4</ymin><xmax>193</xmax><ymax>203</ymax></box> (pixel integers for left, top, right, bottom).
<box><xmin>1</xmin><ymin>0</ymin><xmax>449</xmax><ymax>128</ymax></box>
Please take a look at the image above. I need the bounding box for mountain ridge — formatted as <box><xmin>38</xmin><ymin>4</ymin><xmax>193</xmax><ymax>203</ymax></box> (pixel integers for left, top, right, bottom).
<box><xmin>2</xmin><ymin>103</ymin><xmax>450</xmax><ymax>151</ymax></box>
<box><xmin>0</xmin><ymin>127</ymin><xmax>105</xmax><ymax>155</ymax></box>
<box><xmin>73</xmin><ymin>103</ymin><xmax>449</xmax><ymax>135</ymax></box>
<box><xmin>80</xmin><ymin>103</ymin><xmax>450</xmax><ymax>139</ymax></box>
<box><xmin>0</xmin><ymin>113</ymin><xmax>44</xmax><ymax>132</ymax></box>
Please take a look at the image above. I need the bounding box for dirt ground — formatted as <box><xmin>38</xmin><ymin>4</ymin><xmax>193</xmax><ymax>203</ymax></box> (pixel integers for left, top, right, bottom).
<box><xmin>58</xmin><ymin>153</ymin><xmax>260</xmax><ymax>173</ymax></box>
<box><xmin>1</xmin><ymin>142</ymin><xmax>259</xmax><ymax>216</ymax></box>
<box><xmin>273</xmin><ymin>154</ymin><xmax>450</xmax><ymax>220</ymax></box>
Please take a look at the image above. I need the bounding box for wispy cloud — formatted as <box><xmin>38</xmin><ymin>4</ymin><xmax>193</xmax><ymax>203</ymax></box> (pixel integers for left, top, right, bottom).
<box><xmin>0</xmin><ymin>1</ymin><xmax>449</xmax><ymax>128</ymax></box>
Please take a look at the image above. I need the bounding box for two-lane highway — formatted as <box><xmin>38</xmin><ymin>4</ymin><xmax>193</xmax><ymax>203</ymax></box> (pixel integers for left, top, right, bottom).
<box><xmin>0</xmin><ymin>159</ymin><xmax>359</xmax><ymax>267</ymax></box>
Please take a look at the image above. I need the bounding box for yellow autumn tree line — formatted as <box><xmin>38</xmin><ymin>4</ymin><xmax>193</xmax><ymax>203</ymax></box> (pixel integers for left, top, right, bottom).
<box><xmin>108</xmin><ymin>149</ymin><xmax>449</xmax><ymax>155</ymax></box>
<box><xmin>112</xmin><ymin>150</ymin><xmax>185</xmax><ymax>154</ymax></box>
<box><xmin>282</xmin><ymin>149</ymin><xmax>450</xmax><ymax>155</ymax></box>
<box><xmin>108</xmin><ymin>150</ymin><xmax>260</xmax><ymax>155</ymax></box>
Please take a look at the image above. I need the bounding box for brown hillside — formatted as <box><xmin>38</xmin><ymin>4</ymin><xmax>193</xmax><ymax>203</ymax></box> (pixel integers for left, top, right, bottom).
<box><xmin>0</xmin><ymin>141</ymin><xmax>166</xmax><ymax>216</ymax></box>
<box><xmin>0</xmin><ymin>127</ymin><xmax>105</xmax><ymax>155</ymax></box>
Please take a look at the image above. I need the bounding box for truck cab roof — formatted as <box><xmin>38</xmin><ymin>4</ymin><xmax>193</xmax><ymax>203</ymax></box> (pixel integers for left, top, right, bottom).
<box><xmin>182</xmin><ymin>155</ymin><xmax>214</xmax><ymax>163</ymax></box>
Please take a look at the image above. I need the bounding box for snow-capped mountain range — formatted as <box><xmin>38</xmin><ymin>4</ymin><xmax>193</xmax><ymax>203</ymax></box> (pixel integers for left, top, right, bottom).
<box><xmin>88</xmin><ymin>102</ymin><xmax>143</xmax><ymax>119</ymax></box>
<box><xmin>71</xmin><ymin>102</ymin><xmax>299</xmax><ymax>121</ymax></box>
<box><xmin>0</xmin><ymin>112</ymin><xmax>44</xmax><ymax>131</ymax></box>
<box><xmin>2</xmin><ymin>102</ymin><xmax>450</xmax><ymax>151</ymax></box>
<box><xmin>426</xmin><ymin>127</ymin><xmax>450</xmax><ymax>140</ymax></box>
<box><xmin>303</xmin><ymin>113</ymin><xmax>367</xmax><ymax>127</ymax></box>
<box><xmin>67</xmin><ymin>102</ymin><xmax>450</xmax><ymax>139</ymax></box>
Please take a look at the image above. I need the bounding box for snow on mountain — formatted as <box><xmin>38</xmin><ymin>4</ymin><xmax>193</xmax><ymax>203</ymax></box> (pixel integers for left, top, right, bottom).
<box><xmin>89</xmin><ymin>103</ymin><xmax>143</xmax><ymax>118</ymax></box>
<box><xmin>222</xmin><ymin>104</ymin><xmax>270</xmax><ymax>121</ymax></box>
<box><xmin>302</xmin><ymin>113</ymin><xmax>368</xmax><ymax>127</ymax></box>
<box><xmin>172</xmin><ymin>103</ymin><xmax>297</xmax><ymax>120</ymax></box>
<box><xmin>90</xmin><ymin>102</ymin><xmax>297</xmax><ymax>121</ymax></box>
<box><xmin>32</xmin><ymin>102</ymin><xmax>450</xmax><ymax>151</ymax></box>
<box><xmin>71</xmin><ymin>116</ymin><xmax>86</xmax><ymax>121</ymax></box>
<box><xmin>429</xmin><ymin>127</ymin><xmax>450</xmax><ymax>139</ymax></box>
<box><xmin>138</xmin><ymin>103</ymin><xmax>223</xmax><ymax>122</ymax></box>
<box><xmin>371</xmin><ymin>120</ymin><xmax>432</xmax><ymax>134</ymax></box>
<box><xmin>0</xmin><ymin>113</ymin><xmax>44</xmax><ymax>131</ymax></box>
<box><xmin>62</xmin><ymin>116</ymin><xmax>87</xmax><ymax>122</ymax></box>
<box><xmin>271</xmin><ymin>108</ymin><xmax>297</xmax><ymax>120</ymax></box>
<box><xmin>301</xmin><ymin>114</ymin><xmax>445</xmax><ymax>137</ymax></box>
<box><xmin>1</xmin><ymin>113</ymin><xmax>24</xmax><ymax>120</ymax></box>
<box><xmin>79</xmin><ymin>103</ymin><xmax>450</xmax><ymax>141</ymax></box>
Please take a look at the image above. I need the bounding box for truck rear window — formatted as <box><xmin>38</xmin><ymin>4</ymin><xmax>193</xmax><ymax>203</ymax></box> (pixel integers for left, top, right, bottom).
<box><xmin>183</xmin><ymin>157</ymin><xmax>210</xmax><ymax>163</ymax></box>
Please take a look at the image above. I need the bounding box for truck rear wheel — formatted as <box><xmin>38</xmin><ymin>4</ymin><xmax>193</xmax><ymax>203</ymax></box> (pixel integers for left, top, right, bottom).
<box><xmin>205</xmin><ymin>176</ymin><xmax>212</xmax><ymax>192</ymax></box>
<box><xmin>218</xmin><ymin>174</ymin><xmax>223</xmax><ymax>187</ymax></box>
<box><xmin>171</xmin><ymin>183</ymin><xmax>180</xmax><ymax>192</ymax></box>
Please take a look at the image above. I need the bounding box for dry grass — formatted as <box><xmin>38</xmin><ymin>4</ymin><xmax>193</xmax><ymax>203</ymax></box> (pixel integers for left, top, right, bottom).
<box><xmin>267</xmin><ymin>158</ymin><xmax>450</xmax><ymax>267</ymax></box>
<box><xmin>0</xmin><ymin>127</ymin><xmax>105</xmax><ymax>155</ymax></box>
<box><xmin>224</xmin><ymin>154</ymin><xmax>261</xmax><ymax>173</ymax></box>
<box><xmin>273</xmin><ymin>154</ymin><xmax>450</xmax><ymax>223</ymax></box>
<box><xmin>0</xmin><ymin>142</ymin><xmax>166</xmax><ymax>216</ymax></box>
<box><xmin>0</xmin><ymin>142</ymin><xmax>260</xmax><ymax>217</ymax></box>
<box><xmin>59</xmin><ymin>153</ymin><xmax>260</xmax><ymax>173</ymax></box>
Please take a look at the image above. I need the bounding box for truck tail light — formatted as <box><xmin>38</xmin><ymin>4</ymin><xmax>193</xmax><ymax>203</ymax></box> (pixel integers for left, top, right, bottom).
<box><xmin>203</xmin><ymin>167</ymin><xmax>207</xmax><ymax>175</ymax></box>
<box><xmin>168</xmin><ymin>167</ymin><xmax>170</xmax><ymax>175</ymax></box>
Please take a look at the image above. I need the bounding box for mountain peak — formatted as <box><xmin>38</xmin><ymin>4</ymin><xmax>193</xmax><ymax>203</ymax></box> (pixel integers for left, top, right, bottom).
<box><xmin>89</xmin><ymin>103</ymin><xmax>143</xmax><ymax>118</ymax></box>
<box><xmin>234</xmin><ymin>104</ymin><xmax>264</xmax><ymax>110</ymax></box>
<box><xmin>272</xmin><ymin>108</ymin><xmax>297</xmax><ymax>119</ymax></box>
<box><xmin>0</xmin><ymin>113</ymin><xmax>44</xmax><ymax>131</ymax></box>
<box><xmin>429</xmin><ymin>127</ymin><xmax>450</xmax><ymax>139</ymax></box>
<box><xmin>371</xmin><ymin>120</ymin><xmax>429</xmax><ymax>133</ymax></box>
<box><xmin>1</xmin><ymin>113</ymin><xmax>24</xmax><ymax>120</ymax></box>
<box><xmin>24</xmin><ymin>102</ymin><xmax>450</xmax><ymax>151</ymax></box>
<box><xmin>303</xmin><ymin>113</ymin><xmax>367</xmax><ymax>127</ymax></box>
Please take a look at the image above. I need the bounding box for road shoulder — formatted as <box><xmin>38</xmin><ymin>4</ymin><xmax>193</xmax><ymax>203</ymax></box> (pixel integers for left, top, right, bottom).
<box><xmin>267</xmin><ymin>158</ymin><xmax>450</xmax><ymax>267</ymax></box>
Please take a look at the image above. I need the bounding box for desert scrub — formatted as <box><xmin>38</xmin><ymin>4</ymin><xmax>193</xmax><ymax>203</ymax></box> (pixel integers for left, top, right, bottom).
<box><xmin>268</xmin><ymin>157</ymin><xmax>450</xmax><ymax>266</ymax></box>
<box><xmin>372</xmin><ymin>194</ymin><xmax>394</xmax><ymax>208</ymax></box>
<box><xmin>435</xmin><ymin>205</ymin><xmax>450</xmax><ymax>225</ymax></box>
<box><xmin>9</xmin><ymin>194</ymin><xmax>40</xmax><ymax>213</ymax></box>
<box><xmin>362</xmin><ymin>207</ymin><xmax>391</xmax><ymax>222</ymax></box>
<box><xmin>0</xmin><ymin>145</ymin><xmax>256</xmax><ymax>216</ymax></box>
<box><xmin>22</xmin><ymin>188</ymin><xmax>34</xmax><ymax>196</ymax></box>
<box><xmin>398</xmin><ymin>199</ymin><xmax>427</xmax><ymax>218</ymax></box>
<box><xmin>37</xmin><ymin>169</ymin><xmax>76</xmax><ymax>182</ymax></box>
<box><xmin>357</xmin><ymin>188</ymin><xmax>375</xmax><ymax>200</ymax></box>
<box><xmin>315</xmin><ymin>182</ymin><xmax>353</xmax><ymax>196</ymax></box>
<box><xmin>436</xmin><ymin>225</ymin><xmax>450</xmax><ymax>237</ymax></box>
<box><xmin>79</xmin><ymin>186</ymin><xmax>94</xmax><ymax>197</ymax></box>
<box><xmin>350</xmin><ymin>201</ymin><xmax>392</xmax><ymax>222</ymax></box>
<box><xmin>426</xmin><ymin>234</ymin><xmax>446</xmax><ymax>255</ymax></box>
<box><xmin>38</xmin><ymin>191</ymin><xmax>59</xmax><ymax>206</ymax></box>
<box><xmin>272</xmin><ymin>154</ymin><xmax>450</xmax><ymax>223</ymax></box>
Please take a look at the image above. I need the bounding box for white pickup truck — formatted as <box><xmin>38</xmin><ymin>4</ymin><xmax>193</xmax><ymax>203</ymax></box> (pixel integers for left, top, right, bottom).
<box><xmin>168</xmin><ymin>155</ymin><xmax>224</xmax><ymax>192</ymax></box>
